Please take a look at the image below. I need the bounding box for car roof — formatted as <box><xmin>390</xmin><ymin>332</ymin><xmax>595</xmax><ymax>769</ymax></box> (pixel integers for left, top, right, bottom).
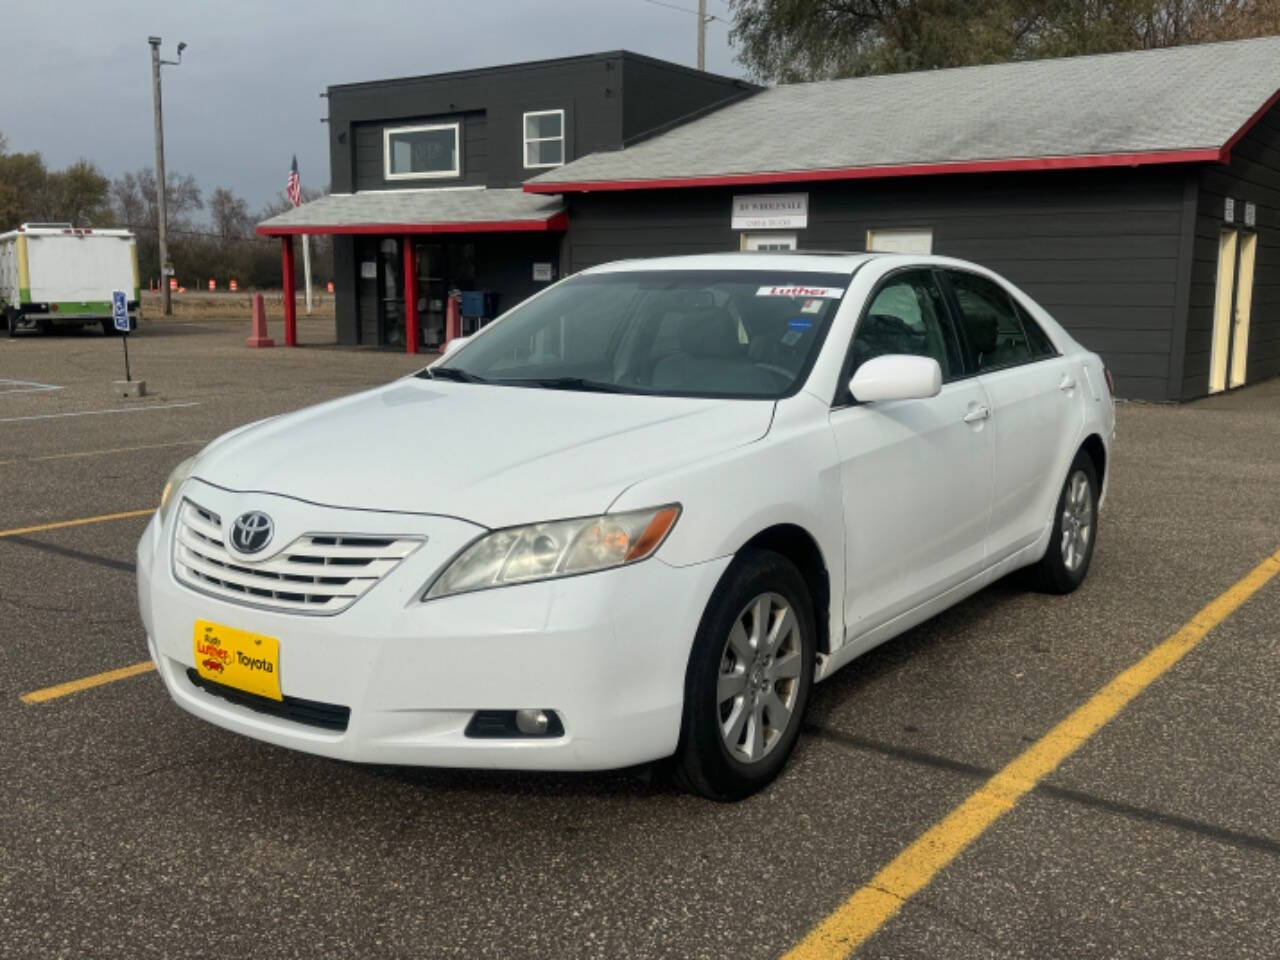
<box><xmin>580</xmin><ymin>251</ymin><xmax>1002</xmax><ymax>277</ymax></box>
<box><xmin>582</xmin><ymin>251</ymin><xmax>876</xmax><ymax>275</ymax></box>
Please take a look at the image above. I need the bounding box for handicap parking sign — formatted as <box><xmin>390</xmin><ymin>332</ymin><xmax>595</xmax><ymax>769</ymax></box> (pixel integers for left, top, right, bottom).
<box><xmin>112</xmin><ymin>290</ymin><xmax>130</xmax><ymax>332</ymax></box>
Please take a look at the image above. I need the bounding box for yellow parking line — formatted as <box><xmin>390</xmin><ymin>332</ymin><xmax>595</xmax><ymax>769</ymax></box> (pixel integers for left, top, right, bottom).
<box><xmin>0</xmin><ymin>508</ymin><xmax>155</xmax><ymax>540</ymax></box>
<box><xmin>20</xmin><ymin>661</ymin><xmax>156</xmax><ymax>704</ymax></box>
<box><xmin>784</xmin><ymin>546</ymin><xmax>1280</xmax><ymax>960</ymax></box>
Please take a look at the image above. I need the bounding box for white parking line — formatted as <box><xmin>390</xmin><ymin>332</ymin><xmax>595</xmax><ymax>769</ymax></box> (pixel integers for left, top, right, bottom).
<box><xmin>0</xmin><ymin>401</ymin><xmax>200</xmax><ymax>424</ymax></box>
<box><xmin>0</xmin><ymin>379</ymin><xmax>63</xmax><ymax>395</ymax></box>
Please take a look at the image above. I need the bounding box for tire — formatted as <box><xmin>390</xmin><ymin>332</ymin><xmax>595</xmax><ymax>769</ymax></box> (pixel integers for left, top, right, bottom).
<box><xmin>672</xmin><ymin>548</ymin><xmax>816</xmax><ymax>801</ymax></box>
<box><xmin>101</xmin><ymin>319</ymin><xmax>114</xmax><ymax>336</ymax></box>
<box><xmin>5</xmin><ymin>310</ymin><xmax>16</xmax><ymax>338</ymax></box>
<box><xmin>1031</xmin><ymin>450</ymin><xmax>1099</xmax><ymax>594</ymax></box>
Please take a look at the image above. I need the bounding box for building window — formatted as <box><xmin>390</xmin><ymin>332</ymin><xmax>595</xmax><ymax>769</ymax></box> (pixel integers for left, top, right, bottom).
<box><xmin>742</xmin><ymin>233</ymin><xmax>797</xmax><ymax>251</ymax></box>
<box><xmin>524</xmin><ymin>110</ymin><xmax>565</xmax><ymax>168</ymax></box>
<box><xmin>384</xmin><ymin>123</ymin><xmax>460</xmax><ymax>180</ymax></box>
<box><xmin>866</xmin><ymin>227</ymin><xmax>933</xmax><ymax>254</ymax></box>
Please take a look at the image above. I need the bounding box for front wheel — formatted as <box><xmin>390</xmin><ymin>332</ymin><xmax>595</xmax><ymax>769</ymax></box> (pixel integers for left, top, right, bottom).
<box><xmin>1032</xmin><ymin>450</ymin><xmax>1099</xmax><ymax>594</ymax></box>
<box><xmin>5</xmin><ymin>309</ymin><xmax>17</xmax><ymax>337</ymax></box>
<box><xmin>672</xmin><ymin>549</ymin><xmax>815</xmax><ymax>801</ymax></box>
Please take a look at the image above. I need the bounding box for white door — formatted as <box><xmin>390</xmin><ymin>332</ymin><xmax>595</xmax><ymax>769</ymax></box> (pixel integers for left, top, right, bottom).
<box><xmin>943</xmin><ymin>269</ymin><xmax>1084</xmax><ymax>561</ymax></box>
<box><xmin>1209</xmin><ymin>229</ymin><xmax>1239</xmax><ymax>394</ymax></box>
<box><xmin>830</xmin><ymin>268</ymin><xmax>993</xmax><ymax>640</ymax></box>
<box><xmin>866</xmin><ymin>228</ymin><xmax>933</xmax><ymax>254</ymax></box>
<box><xmin>1231</xmin><ymin>231</ymin><xmax>1257</xmax><ymax>389</ymax></box>
<box><xmin>1209</xmin><ymin>228</ymin><xmax>1258</xmax><ymax>394</ymax></box>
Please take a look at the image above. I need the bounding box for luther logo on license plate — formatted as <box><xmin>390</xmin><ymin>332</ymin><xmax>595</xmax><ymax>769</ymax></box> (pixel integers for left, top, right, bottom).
<box><xmin>193</xmin><ymin>619</ymin><xmax>282</xmax><ymax>701</ymax></box>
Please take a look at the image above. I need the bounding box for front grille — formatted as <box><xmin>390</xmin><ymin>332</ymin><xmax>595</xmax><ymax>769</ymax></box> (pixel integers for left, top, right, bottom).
<box><xmin>186</xmin><ymin>668</ymin><xmax>350</xmax><ymax>731</ymax></box>
<box><xmin>173</xmin><ymin>499</ymin><xmax>422</xmax><ymax>615</ymax></box>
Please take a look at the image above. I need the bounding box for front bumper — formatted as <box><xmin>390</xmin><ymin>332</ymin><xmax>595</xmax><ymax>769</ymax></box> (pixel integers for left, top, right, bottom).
<box><xmin>136</xmin><ymin>481</ymin><xmax>728</xmax><ymax>771</ymax></box>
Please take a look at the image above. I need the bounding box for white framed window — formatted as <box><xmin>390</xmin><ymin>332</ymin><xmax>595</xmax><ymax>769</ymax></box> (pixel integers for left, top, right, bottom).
<box><xmin>523</xmin><ymin>109</ymin><xmax>565</xmax><ymax>168</ymax></box>
<box><xmin>384</xmin><ymin>123</ymin><xmax>460</xmax><ymax>180</ymax></box>
<box><xmin>741</xmin><ymin>232</ymin><xmax>797</xmax><ymax>251</ymax></box>
<box><xmin>866</xmin><ymin>227</ymin><xmax>933</xmax><ymax>254</ymax></box>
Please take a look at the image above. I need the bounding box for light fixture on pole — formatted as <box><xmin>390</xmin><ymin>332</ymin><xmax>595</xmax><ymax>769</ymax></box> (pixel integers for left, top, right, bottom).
<box><xmin>148</xmin><ymin>36</ymin><xmax>186</xmax><ymax>317</ymax></box>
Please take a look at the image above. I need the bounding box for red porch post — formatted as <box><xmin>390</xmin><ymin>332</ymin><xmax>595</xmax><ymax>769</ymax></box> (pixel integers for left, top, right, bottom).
<box><xmin>281</xmin><ymin>236</ymin><xmax>297</xmax><ymax>347</ymax></box>
<box><xmin>403</xmin><ymin>236</ymin><xmax>419</xmax><ymax>354</ymax></box>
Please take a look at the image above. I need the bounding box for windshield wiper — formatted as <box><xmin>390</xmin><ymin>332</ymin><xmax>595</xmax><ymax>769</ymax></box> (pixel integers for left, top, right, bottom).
<box><xmin>500</xmin><ymin>376</ymin><xmax>633</xmax><ymax>394</ymax></box>
<box><xmin>422</xmin><ymin>366</ymin><xmax>488</xmax><ymax>383</ymax></box>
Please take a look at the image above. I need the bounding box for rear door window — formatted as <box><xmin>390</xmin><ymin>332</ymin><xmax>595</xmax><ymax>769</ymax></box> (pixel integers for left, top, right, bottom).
<box><xmin>1012</xmin><ymin>299</ymin><xmax>1058</xmax><ymax>359</ymax></box>
<box><xmin>946</xmin><ymin>271</ymin><xmax>1034</xmax><ymax>372</ymax></box>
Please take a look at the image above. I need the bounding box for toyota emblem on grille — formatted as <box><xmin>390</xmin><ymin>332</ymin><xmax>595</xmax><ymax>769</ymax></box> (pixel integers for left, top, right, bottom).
<box><xmin>231</xmin><ymin>511</ymin><xmax>274</xmax><ymax>554</ymax></box>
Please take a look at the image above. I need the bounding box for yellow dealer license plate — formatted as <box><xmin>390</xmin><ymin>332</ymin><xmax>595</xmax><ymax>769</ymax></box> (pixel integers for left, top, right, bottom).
<box><xmin>193</xmin><ymin>619</ymin><xmax>282</xmax><ymax>701</ymax></box>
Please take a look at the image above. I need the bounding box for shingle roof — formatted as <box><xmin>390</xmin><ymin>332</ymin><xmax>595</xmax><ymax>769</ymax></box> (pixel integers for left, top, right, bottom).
<box><xmin>527</xmin><ymin>36</ymin><xmax>1280</xmax><ymax>192</ymax></box>
<box><xmin>257</xmin><ymin>188</ymin><xmax>565</xmax><ymax>234</ymax></box>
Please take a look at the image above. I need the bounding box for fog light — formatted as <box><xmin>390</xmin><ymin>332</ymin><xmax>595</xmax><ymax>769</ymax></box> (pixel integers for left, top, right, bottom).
<box><xmin>515</xmin><ymin>709</ymin><xmax>549</xmax><ymax>735</ymax></box>
<box><xmin>465</xmin><ymin>709</ymin><xmax>564</xmax><ymax>739</ymax></box>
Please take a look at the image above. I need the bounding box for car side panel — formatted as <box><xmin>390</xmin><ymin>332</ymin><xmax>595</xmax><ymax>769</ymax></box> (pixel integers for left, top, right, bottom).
<box><xmin>830</xmin><ymin>378</ymin><xmax>995</xmax><ymax>648</ymax></box>
<box><xmin>609</xmin><ymin>391</ymin><xmax>848</xmax><ymax>659</ymax></box>
<box><xmin>978</xmin><ymin>355</ymin><xmax>1086</xmax><ymax>561</ymax></box>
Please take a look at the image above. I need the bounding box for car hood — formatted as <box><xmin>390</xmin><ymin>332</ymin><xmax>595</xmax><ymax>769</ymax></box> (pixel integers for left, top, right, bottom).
<box><xmin>192</xmin><ymin>378</ymin><xmax>774</xmax><ymax>528</ymax></box>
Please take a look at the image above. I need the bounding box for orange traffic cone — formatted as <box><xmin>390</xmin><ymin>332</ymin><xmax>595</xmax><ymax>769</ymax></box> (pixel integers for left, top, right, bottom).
<box><xmin>246</xmin><ymin>293</ymin><xmax>274</xmax><ymax>348</ymax></box>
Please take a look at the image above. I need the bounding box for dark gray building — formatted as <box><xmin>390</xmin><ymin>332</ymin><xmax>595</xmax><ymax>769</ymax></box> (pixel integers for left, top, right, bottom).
<box><xmin>258</xmin><ymin>52</ymin><xmax>753</xmax><ymax>350</ymax></box>
<box><xmin>527</xmin><ymin>37</ymin><xmax>1280</xmax><ymax>401</ymax></box>
<box><xmin>261</xmin><ymin>38</ymin><xmax>1280</xmax><ymax>402</ymax></box>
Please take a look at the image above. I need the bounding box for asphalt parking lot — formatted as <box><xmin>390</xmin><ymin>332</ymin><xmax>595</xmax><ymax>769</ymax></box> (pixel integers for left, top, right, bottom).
<box><xmin>2</xmin><ymin>316</ymin><xmax>1278</xmax><ymax>959</ymax></box>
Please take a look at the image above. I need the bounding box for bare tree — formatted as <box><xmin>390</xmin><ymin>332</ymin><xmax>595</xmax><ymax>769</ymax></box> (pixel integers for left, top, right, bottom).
<box><xmin>210</xmin><ymin>187</ymin><xmax>251</xmax><ymax>243</ymax></box>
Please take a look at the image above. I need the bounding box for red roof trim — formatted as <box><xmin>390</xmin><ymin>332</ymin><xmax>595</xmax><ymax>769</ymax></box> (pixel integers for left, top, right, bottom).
<box><xmin>522</xmin><ymin>149</ymin><xmax>1223</xmax><ymax>194</ymax></box>
<box><xmin>1220</xmin><ymin>87</ymin><xmax>1280</xmax><ymax>161</ymax></box>
<box><xmin>257</xmin><ymin>212</ymin><xmax>568</xmax><ymax>237</ymax></box>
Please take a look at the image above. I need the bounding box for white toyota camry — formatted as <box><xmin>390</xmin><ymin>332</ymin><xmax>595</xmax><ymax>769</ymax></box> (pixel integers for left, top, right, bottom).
<box><xmin>136</xmin><ymin>252</ymin><xmax>1115</xmax><ymax>800</ymax></box>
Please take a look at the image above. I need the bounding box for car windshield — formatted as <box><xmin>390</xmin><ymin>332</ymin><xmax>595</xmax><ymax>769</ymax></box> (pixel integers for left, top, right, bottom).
<box><xmin>425</xmin><ymin>269</ymin><xmax>851</xmax><ymax>398</ymax></box>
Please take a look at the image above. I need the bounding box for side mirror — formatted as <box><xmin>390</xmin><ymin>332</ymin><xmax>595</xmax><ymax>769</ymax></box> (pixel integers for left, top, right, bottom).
<box><xmin>441</xmin><ymin>335</ymin><xmax>470</xmax><ymax>357</ymax></box>
<box><xmin>849</xmin><ymin>354</ymin><xmax>942</xmax><ymax>403</ymax></box>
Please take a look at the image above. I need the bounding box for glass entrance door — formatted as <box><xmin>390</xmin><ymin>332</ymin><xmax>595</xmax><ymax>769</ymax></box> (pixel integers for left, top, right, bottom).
<box><xmin>378</xmin><ymin>238</ymin><xmax>404</xmax><ymax>348</ymax></box>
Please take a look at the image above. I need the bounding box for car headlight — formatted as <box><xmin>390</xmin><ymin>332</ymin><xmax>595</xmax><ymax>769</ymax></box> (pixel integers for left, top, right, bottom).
<box><xmin>158</xmin><ymin>456</ymin><xmax>197</xmax><ymax>525</ymax></box>
<box><xmin>424</xmin><ymin>504</ymin><xmax>681</xmax><ymax>601</ymax></box>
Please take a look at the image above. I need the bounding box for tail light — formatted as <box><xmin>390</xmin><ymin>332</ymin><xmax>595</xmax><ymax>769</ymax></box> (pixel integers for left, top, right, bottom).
<box><xmin>1103</xmin><ymin>366</ymin><xmax>1115</xmax><ymax>397</ymax></box>
<box><xmin>50</xmin><ymin>303</ymin><xmax>58</xmax><ymax>312</ymax></box>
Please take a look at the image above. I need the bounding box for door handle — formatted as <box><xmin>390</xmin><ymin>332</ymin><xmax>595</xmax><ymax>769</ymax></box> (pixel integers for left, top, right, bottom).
<box><xmin>1059</xmin><ymin>375</ymin><xmax>1077</xmax><ymax>392</ymax></box>
<box><xmin>963</xmin><ymin>405</ymin><xmax>990</xmax><ymax>423</ymax></box>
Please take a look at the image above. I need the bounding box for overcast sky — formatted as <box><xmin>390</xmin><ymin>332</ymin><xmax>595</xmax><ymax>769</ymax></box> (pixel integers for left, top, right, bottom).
<box><xmin>3</xmin><ymin>0</ymin><xmax>743</xmax><ymax>216</ymax></box>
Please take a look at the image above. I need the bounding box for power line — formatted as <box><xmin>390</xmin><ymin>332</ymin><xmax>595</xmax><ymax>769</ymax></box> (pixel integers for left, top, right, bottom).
<box><xmin>638</xmin><ymin>0</ymin><xmax>721</xmax><ymax>23</ymax></box>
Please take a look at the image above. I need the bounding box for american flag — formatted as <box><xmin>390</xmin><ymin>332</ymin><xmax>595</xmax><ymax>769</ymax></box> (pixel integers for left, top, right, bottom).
<box><xmin>287</xmin><ymin>155</ymin><xmax>302</xmax><ymax>207</ymax></box>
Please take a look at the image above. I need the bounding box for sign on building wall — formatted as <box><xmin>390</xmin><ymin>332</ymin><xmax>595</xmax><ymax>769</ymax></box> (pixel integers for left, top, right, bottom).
<box><xmin>731</xmin><ymin>193</ymin><xmax>809</xmax><ymax>230</ymax></box>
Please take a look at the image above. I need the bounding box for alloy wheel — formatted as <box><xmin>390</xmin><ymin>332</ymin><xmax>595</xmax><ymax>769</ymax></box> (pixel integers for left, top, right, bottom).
<box><xmin>1060</xmin><ymin>469</ymin><xmax>1094</xmax><ymax>573</ymax></box>
<box><xmin>716</xmin><ymin>592</ymin><xmax>803</xmax><ymax>764</ymax></box>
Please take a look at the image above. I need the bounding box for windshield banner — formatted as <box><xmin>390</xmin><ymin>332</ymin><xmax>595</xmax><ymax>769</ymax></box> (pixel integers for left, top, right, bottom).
<box><xmin>756</xmin><ymin>285</ymin><xmax>845</xmax><ymax>299</ymax></box>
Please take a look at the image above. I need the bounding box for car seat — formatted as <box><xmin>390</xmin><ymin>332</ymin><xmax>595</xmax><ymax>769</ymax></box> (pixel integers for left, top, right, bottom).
<box><xmin>651</xmin><ymin>306</ymin><xmax>753</xmax><ymax>392</ymax></box>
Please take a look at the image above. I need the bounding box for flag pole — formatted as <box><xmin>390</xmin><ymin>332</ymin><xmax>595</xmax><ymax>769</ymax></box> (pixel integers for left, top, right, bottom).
<box><xmin>302</xmin><ymin>234</ymin><xmax>312</xmax><ymax>315</ymax></box>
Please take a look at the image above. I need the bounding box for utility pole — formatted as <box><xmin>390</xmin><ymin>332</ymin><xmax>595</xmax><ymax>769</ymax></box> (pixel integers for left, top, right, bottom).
<box><xmin>697</xmin><ymin>0</ymin><xmax>707</xmax><ymax>71</ymax></box>
<box><xmin>148</xmin><ymin>36</ymin><xmax>185</xmax><ymax>317</ymax></box>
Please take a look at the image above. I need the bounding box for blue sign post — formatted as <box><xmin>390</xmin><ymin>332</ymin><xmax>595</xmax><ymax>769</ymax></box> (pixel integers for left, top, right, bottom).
<box><xmin>112</xmin><ymin>290</ymin><xmax>132</xmax><ymax>382</ymax></box>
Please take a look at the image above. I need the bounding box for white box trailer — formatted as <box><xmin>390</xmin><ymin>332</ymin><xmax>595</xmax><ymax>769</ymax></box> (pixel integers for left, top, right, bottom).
<box><xmin>0</xmin><ymin>223</ymin><xmax>141</xmax><ymax>336</ymax></box>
